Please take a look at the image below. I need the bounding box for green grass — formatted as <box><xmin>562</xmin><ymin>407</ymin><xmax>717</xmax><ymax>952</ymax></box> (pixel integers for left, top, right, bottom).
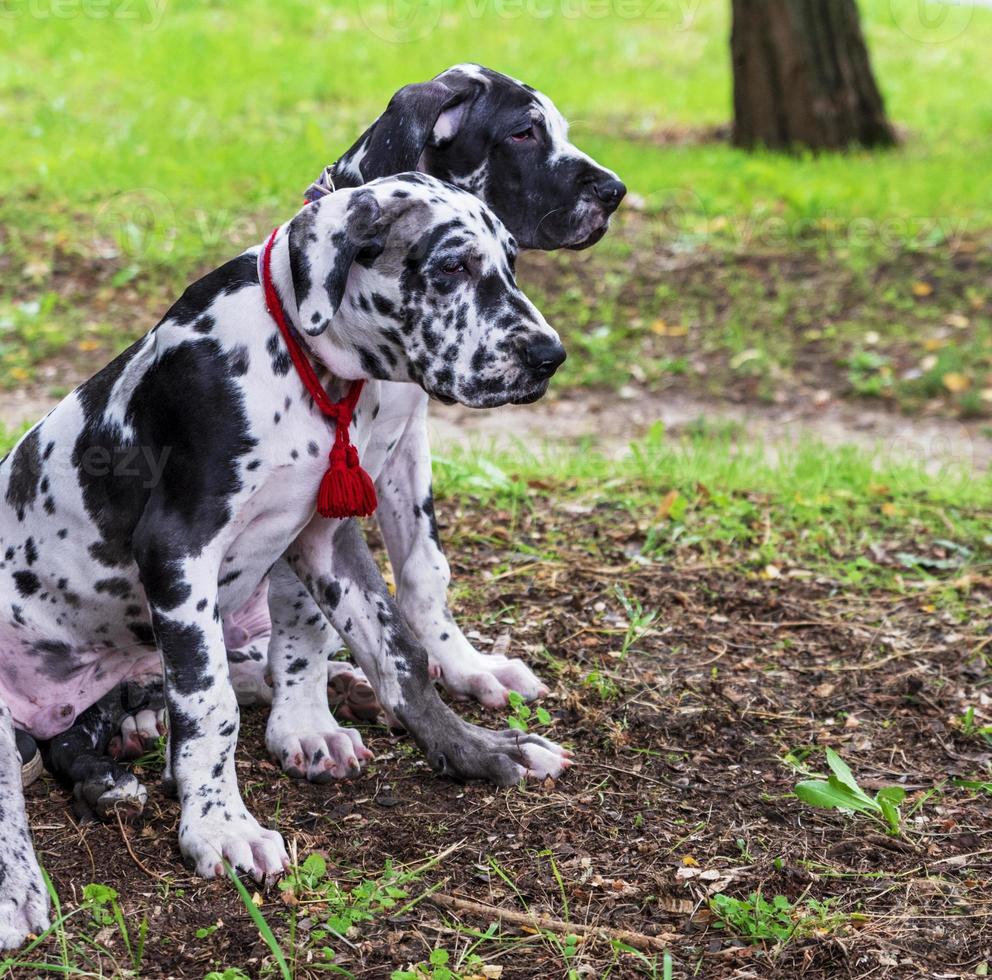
<box><xmin>2</xmin><ymin>0</ymin><xmax>991</xmax><ymax>408</ymax></box>
<box><xmin>2</xmin><ymin>0</ymin><xmax>992</xmax><ymax>263</ymax></box>
<box><xmin>434</xmin><ymin>422</ymin><xmax>992</xmax><ymax>592</ymax></box>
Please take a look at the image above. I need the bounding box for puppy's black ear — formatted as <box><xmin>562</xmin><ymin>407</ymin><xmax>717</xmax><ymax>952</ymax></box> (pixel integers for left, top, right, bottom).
<box><xmin>289</xmin><ymin>189</ymin><xmax>385</xmax><ymax>336</ymax></box>
<box><xmin>343</xmin><ymin>81</ymin><xmax>472</xmax><ymax>185</ymax></box>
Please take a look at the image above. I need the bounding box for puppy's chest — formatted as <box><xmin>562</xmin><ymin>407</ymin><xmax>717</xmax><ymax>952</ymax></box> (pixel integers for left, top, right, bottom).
<box><xmin>233</xmin><ymin>380</ymin><xmax>409</xmax><ymax>519</ymax></box>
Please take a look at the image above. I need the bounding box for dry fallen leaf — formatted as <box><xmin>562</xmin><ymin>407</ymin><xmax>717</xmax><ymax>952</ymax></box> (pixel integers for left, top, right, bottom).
<box><xmin>912</xmin><ymin>281</ymin><xmax>933</xmax><ymax>297</ymax></box>
<box><xmin>656</xmin><ymin>489</ymin><xmax>681</xmax><ymax>520</ymax></box>
<box><xmin>942</xmin><ymin>372</ymin><xmax>971</xmax><ymax>393</ymax></box>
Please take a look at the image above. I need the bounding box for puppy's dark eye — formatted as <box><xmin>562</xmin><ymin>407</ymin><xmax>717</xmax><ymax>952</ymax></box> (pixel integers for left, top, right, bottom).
<box><xmin>441</xmin><ymin>261</ymin><xmax>467</xmax><ymax>275</ymax></box>
<box><xmin>510</xmin><ymin>127</ymin><xmax>534</xmax><ymax>142</ymax></box>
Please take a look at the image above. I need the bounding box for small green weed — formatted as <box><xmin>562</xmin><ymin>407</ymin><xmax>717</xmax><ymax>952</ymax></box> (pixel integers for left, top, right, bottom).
<box><xmin>281</xmin><ymin>853</ymin><xmax>411</xmax><ymax>941</ymax></box>
<box><xmin>953</xmin><ymin>777</ymin><xmax>992</xmax><ymax>796</ymax></box>
<box><xmin>954</xmin><ymin>707</ymin><xmax>992</xmax><ymax>746</ymax></box>
<box><xmin>82</xmin><ymin>882</ymin><xmax>148</xmax><ymax>975</ymax></box>
<box><xmin>582</xmin><ymin>669</ymin><xmax>620</xmax><ymax>702</ymax></box>
<box><xmin>225</xmin><ymin>862</ymin><xmax>291</xmax><ymax>980</ymax></box>
<box><xmin>391</xmin><ymin>947</ymin><xmax>485</xmax><ymax>980</ymax></box>
<box><xmin>507</xmin><ymin>690</ymin><xmax>552</xmax><ymax>732</ymax></box>
<box><xmin>710</xmin><ymin>891</ymin><xmax>851</xmax><ymax>945</ymax></box>
<box><xmin>794</xmin><ymin>748</ymin><xmax>906</xmax><ymax>835</ymax></box>
<box><xmin>610</xmin><ymin>945</ymin><xmax>673</xmax><ymax>980</ymax></box>
<box><xmin>613</xmin><ymin>585</ymin><xmax>657</xmax><ymax>659</ymax></box>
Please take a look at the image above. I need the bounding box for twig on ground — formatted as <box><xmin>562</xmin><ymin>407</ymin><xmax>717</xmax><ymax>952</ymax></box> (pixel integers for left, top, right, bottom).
<box><xmin>428</xmin><ymin>893</ymin><xmax>677</xmax><ymax>952</ymax></box>
<box><xmin>114</xmin><ymin>808</ymin><xmax>168</xmax><ymax>882</ymax></box>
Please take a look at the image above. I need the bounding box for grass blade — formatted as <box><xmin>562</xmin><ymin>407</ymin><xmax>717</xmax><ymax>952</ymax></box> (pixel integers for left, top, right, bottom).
<box><xmin>225</xmin><ymin>861</ymin><xmax>291</xmax><ymax>980</ymax></box>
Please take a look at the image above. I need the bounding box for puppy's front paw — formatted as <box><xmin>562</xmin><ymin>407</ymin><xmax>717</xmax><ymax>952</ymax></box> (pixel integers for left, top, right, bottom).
<box><xmin>428</xmin><ymin>639</ymin><xmax>549</xmax><ymax>708</ymax></box>
<box><xmin>0</xmin><ymin>851</ymin><xmax>50</xmax><ymax>951</ymax></box>
<box><xmin>327</xmin><ymin>662</ymin><xmax>384</xmax><ymax>724</ymax></box>
<box><xmin>109</xmin><ymin>707</ymin><xmax>167</xmax><ymax>760</ymax></box>
<box><xmin>266</xmin><ymin>705</ymin><xmax>372</xmax><ymax>783</ymax></box>
<box><xmin>74</xmin><ymin>767</ymin><xmax>147</xmax><ymax>823</ymax></box>
<box><xmin>180</xmin><ymin>809</ymin><xmax>288</xmax><ymax>884</ymax></box>
<box><xmin>418</xmin><ymin>713</ymin><xmax>571</xmax><ymax>787</ymax></box>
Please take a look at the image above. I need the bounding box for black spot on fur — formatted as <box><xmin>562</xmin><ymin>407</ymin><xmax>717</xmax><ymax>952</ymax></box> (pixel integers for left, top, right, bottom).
<box><xmin>5</xmin><ymin>428</ymin><xmax>42</xmax><ymax>517</ymax></box>
<box><xmin>266</xmin><ymin>332</ymin><xmax>291</xmax><ymax>376</ymax></box>
<box><xmin>95</xmin><ymin>577</ymin><xmax>132</xmax><ymax>598</ymax></box>
<box><xmin>78</xmin><ymin>336</ymin><xmax>255</xmax><ymax>580</ymax></box>
<box><xmin>159</xmin><ymin>253</ymin><xmax>258</xmax><ymax>327</ymax></box>
<box><xmin>154</xmin><ymin>615</ymin><xmax>214</xmax><ymax>696</ymax></box>
<box><xmin>323</xmin><ymin>580</ymin><xmax>341</xmax><ymax>610</ymax></box>
<box><xmin>13</xmin><ymin>570</ymin><xmax>40</xmax><ymax>597</ymax></box>
<box><xmin>128</xmin><ymin>622</ymin><xmax>155</xmax><ymax>645</ymax></box>
<box><xmin>227</xmin><ymin>344</ymin><xmax>251</xmax><ymax>376</ymax></box>
<box><xmin>371</xmin><ymin>293</ymin><xmax>395</xmax><ymax>316</ymax></box>
<box><xmin>421</xmin><ymin>492</ymin><xmax>440</xmax><ymax>550</ymax></box>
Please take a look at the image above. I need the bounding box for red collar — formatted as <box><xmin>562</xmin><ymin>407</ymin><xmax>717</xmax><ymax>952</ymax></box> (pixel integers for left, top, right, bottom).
<box><xmin>260</xmin><ymin>228</ymin><xmax>377</xmax><ymax>519</ymax></box>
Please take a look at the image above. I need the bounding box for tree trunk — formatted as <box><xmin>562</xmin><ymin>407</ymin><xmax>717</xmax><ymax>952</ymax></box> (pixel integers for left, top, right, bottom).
<box><xmin>731</xmin><ymin>0</ymin><xmax>895</xmax><ymax>151</ymax></box>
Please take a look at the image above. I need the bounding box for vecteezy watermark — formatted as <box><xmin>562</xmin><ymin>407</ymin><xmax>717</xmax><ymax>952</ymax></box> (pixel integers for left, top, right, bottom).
<box><xmin>356</xmin><ymin>0</ymin><xmax>700</xmax><ymax>42</ymax></box>
<box><xmin>11</xmin><ymin>437</ymin><xmax>173</xmax><ymax>490</ymax></box>
<box><xmin>462</xmin><ymin>0</ymin><xmax>700</xmax><ymax>22</ymax></box>
<box><xmin>357</xmin><ymin>0</ymin><xmax>444</xmax><ymax>42</ymax></box>
<box><xmin>75</xmin><ymin>445</ymin><xmax>173</xmax><ymax>488</ymax></box>
<box><xmin>91</xmin><ymin>188</ymin><xmax>177</xmax><ymax>261</ymax></box>
<box><xmin>91</xmin><ymin>187</ymin><xmax>265</xmax><ymax>262</ymax></box>
<box><xmin>888</xmin><ymin>0</ymin><xmax>973</xmax><ymax>44</ymax></box>
<box><xmin>0</xmin><ymin>0</ymin><xmax>167</xmax><ymax>30</ymax></box>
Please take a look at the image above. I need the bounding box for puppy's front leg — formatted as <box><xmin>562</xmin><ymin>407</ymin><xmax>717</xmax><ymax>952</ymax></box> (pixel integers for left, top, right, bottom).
<box><xmin>0</xmin><ymin>700</ymin><xmax>50</xmax><ymax>950</ymax></box>
<box><xmin>376</xmin><ymin>407</ymin><xmax>547</xmax><ymax>707</ymax></box>
<box><xmin>285</xmin><ymin>519</ymin><xmax>571</xmax><ymax>787</ymax></box>
<box><xmin>264</xmin><ymin>561</ymin><xmax>372</xmax><ymax>782</ymax></box>
<box><xmin>133</xmin><ymin>529</ymin><xmax>288</xmax><ymax>882</ymax></box>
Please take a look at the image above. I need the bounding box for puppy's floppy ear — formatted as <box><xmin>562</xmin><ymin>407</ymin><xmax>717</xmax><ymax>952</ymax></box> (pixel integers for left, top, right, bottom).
<box><xmin>288</xmin><ymin>189</ymin><xmax>385</xmax><ymax>337</ymax></box>
<box><xmin>355</xmin><ymin>80</ymin><xmax>471</xmax><ymax>181</ymax></box>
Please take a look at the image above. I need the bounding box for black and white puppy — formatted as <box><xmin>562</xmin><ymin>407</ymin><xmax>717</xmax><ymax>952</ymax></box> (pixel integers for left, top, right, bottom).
<box><xmin>47</xmin><ymin>63</ymin><xmax>625</xmax><ymax>806</ymax></box>
<box><xmin>237</xmin><ymin>63</ymin><xmax>627</xmax><ymax>709</ymax></box>
<box><xmin>0</xmin><ymin>175</ymin><xmax>571</xmax><ymax>949</ymax></box>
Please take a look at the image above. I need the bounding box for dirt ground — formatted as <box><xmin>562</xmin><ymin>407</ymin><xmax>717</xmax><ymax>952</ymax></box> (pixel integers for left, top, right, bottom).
<box><xmin>20</xmin><ymin>501</ymin><xmax>992</xmax><ymax>979</ymax></box>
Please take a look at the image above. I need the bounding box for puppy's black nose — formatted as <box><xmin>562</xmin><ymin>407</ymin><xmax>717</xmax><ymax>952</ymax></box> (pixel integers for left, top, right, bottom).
<box><xmin>593</xmin><ymin>177</ymin><xmax>626</xmax><ymax>207</ymax></box>
<box><xmin>523</xmin><ymin>338</ymin><xmax>567</xmax><ymax>379</ymax></box>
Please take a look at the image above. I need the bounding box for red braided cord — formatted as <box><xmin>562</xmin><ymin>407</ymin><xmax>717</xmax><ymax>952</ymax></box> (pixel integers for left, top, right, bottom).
<box><xmin>260</xmin><ymin>228</ymin><xmax>365</xmax><ymax>430</ymax></box>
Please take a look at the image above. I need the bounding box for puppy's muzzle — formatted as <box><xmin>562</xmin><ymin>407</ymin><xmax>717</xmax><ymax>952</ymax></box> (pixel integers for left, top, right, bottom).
<box><xmin>520</xmin><ymin>337</ymin><xmax>567</xmax><ymax>381</ymax></box>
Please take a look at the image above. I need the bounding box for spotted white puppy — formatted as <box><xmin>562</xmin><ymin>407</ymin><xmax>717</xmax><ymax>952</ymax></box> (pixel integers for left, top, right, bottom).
<box><xmin>67</xmin><ymin>64</ymin><xmax>625</xmax><ymax>785</ymax></box>
<box><xmin>0</xmin><ymin>174</ymin><xmax>571</xmax><ymax>949</ymax></box>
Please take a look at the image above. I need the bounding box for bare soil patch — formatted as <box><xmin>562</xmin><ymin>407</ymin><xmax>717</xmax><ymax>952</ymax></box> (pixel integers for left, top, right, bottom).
<box><xmin>22</xmin><ymin>502</ymin><xmax>992</xmax><ymax>978</ymax></box>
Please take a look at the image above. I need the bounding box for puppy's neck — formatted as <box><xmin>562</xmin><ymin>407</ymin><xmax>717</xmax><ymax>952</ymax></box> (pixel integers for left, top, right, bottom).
<box><xmin>262</xmin><ymin>228</ymin><xmax>369</xmax><ymax>383</ymax></box>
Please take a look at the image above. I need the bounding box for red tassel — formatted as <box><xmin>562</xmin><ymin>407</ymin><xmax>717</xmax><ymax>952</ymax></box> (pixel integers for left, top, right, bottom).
<box><xmin>317</xmin><ymin>443</ymin><xmax>378</xmax><ymax>519</ymax></box>
<box><xmin>261</xmin><ymin>228</ymin><xmax>378</xmax><ymax>520</ymax></box>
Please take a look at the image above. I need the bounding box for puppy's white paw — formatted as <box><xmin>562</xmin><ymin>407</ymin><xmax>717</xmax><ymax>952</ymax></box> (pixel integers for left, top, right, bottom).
<box><xmin>0</xmin><ymin>854</ymin><xmax>50</xmax><ymax>951</ymax></box>
<box><xmin>266</xmin><ymin>705</ymin><xmax>372</xmax><ymax>782</ymax></box>
<box><xmin>327</xmin><ymin>661</ymin><xmax>383</xmax><ymax>723</ymax></box>
<box><xmin>180</xmin><ymin>808</ymin><xmax>288</xmax><ymax>883</ymax></box>
<box><xmin>429</xmin><ymin>642</ymin><xmax>549</xmax><ymax>708</ymax></box>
